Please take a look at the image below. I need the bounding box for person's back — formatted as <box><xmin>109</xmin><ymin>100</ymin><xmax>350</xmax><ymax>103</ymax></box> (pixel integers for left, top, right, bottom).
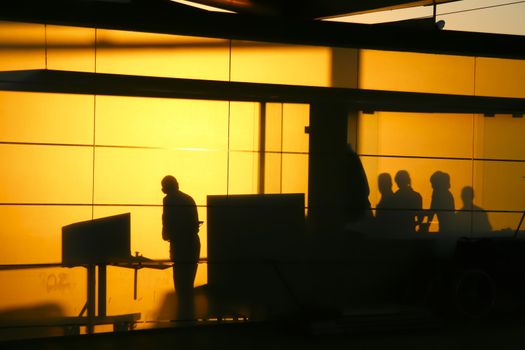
<box><xmin>456</xmin><ymin>186</ymin><xmax>492</xmax><ymax>233</ymax></box>
<box><xmin>428</xmin><ymin>171</ymin><xmax>456</xmax><ymax>233</ymax></box>
<box><xmin>392</xmin><ymin>170</ymin><xmax>422</xmax><ymax>234</ymax></box>
<box><xmin>163</xmin><ymin>190</ymin><xmax>199</xmax><ymax>244</ymax></box>
<box><xmin>376</xmin><ymin>173</ymin><xmax>396</xmax><ymax>230</ymax></box>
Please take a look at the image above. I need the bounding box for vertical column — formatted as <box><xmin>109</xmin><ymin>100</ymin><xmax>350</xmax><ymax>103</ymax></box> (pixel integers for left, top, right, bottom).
<box><xmin>308</xmin><ymin>101</ymin><xmax>349</xmax><ymax>235</ymax></box>
<box><xmin>258</xmin><ymin>102</ymin><xmax>267</xmax><ymax>194</ymax></box>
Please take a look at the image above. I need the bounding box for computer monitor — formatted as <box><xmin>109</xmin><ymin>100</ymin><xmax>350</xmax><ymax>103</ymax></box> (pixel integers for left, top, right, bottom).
<box><xmin>62</xmin><ymin>213</ymin><xmax>131</xmax><ymax>266</ymax></box>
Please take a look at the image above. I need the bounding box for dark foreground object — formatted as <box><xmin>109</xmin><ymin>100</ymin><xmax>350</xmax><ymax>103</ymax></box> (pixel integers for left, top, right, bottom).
<box><xmin>4</xmin><ymin>318</ymin><xmax>525</xmax><ymax>350</ymax></box>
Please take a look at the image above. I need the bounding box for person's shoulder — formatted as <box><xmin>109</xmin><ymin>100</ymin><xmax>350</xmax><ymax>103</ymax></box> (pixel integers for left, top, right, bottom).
<box><xmin>178</xmin><ymin>190</ymin><xmax>196</xmax><ymax>203</ymax></box>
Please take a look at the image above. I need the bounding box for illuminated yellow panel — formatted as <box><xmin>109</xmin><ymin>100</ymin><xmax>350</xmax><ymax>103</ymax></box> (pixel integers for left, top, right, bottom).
<box><xmin>95</xmin><ymin>96</ymin><xmax>228</xmax><ymax>150</ymax></box>
<box><xmin>46</xmin><ymin>25</ymin><xmax>95</xmax><ymax>72</ymax></box>
<box><xmin>359</xmin><ymin>50</ymin><xmax>475</xmax><ymax>95</ymax></box>
<box><xmin>94</xmin><ymin>148</ymin><xmax>227</xmax><ymax>206</ymax></box>
<box><xmin>231</xmin><ymin>41</ymin><xmax>332</xmax><ymax>87</ymax></box>
<box><xmin>264</xmin><ymin>153</ymin><xmax>282</xmax><ymax>194</ymax></box>
<box><xmin>0</xmin><ymin>92</ymin><xmax>94</xmax><ymax>145</ymax></box>
<box><xmin>282</xmin><ymin>154</ymin><xmax>309</xmax><ymax>197</ymax></box>
<box><xmin>265</xmin><ymin>103</ymin><xmax>283</xmax><ymax>153</ymax></box>
<box><xmin>475</xmin><ymin>161</ymin><xmax>525</xmax><ymax>212</ymax></box>
<box><xmin>0</xmin><ymin>145</ymin><xmax>93</xmax><ymax>204</ymax></box>
<box><xmin>96</xmin><ymin>29</ymin><xmax>230</xmax><ymax>80</ymax></box>
<box><xmin>228</xmin><ymin>151</ymin><xmax>259</xmax><ymax>194</ymax></box>
<box><xmin>359</xmin><ymin>112</ymin><xmax>475</xmax><ymax>159</ymax></box>
<box><xmin>476</xmin><ymin>57</ymin><xmax>525</xmax><ymax>98</ymax></box>
<box><xmin>282</xmin><ymin>103</ymin><xmax>309</xmax><ymax>153</ymax></box>
<box><xmin>104</xmin><ymin>266</ymin><xmax>181</xmax><ymax>319</ymax></box>
<box><xmin>475</xmin><ymin>115</ymin><xmax>525</xmax><ymax>160</ymax></box>
<box><xmin>357</xmin><ymin>112</ymin><xmax>380</xmax><ymax>155</ymax></box>
<box><xmin>229</xmin><ymin>102</ymin><xmax>260</xmax><ymax>151</ymax></box>
<box><xmin>361</xmin><ymin>156</ymin><xmax>473</xmax><ymax>212</ymax></box>
<box><xmin>0</xmin><ymin>267</ymin><xmax>86</xmax><ymax>317</ymax></box>
<box><xmin>0</xmin><ymin>205</ymin><xmax>91</xmax><ymax>264</ymax></box>
<box><xmin>0</xmin><ymin>21</ymin><xmax>45</xmax><ymax>71</ymax></box>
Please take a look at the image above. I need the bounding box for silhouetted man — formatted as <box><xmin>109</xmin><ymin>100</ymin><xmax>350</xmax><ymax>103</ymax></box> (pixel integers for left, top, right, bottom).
<box><xmin>161</xmin><ymin>175</ymin><xmax>200</xmax><ymax>320</ymax></box>
<box><xmin>456</xmin><ymin>186</ymin><xmax>492</xmax><ymax>233</ymax></box>
<box><xmin>376</xmin><ymin>172</ymin><xmax>395</xmax><ymax>230</ymax></box>
<box><xmin>392</xmin><ymin>170</ymin><xmax>423</xmax><ymax>234</ymax></box>
<box><xmin>426</xmin><ymin>171</ymin><xmax>455</xmax><ymax>233</ymax></box>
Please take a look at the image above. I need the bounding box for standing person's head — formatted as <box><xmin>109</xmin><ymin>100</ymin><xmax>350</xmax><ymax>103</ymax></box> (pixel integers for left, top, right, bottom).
<box><xmin>394</xmin><ymin>170</ymin><xmax>411</xmax><ymax>190</ymax></box>
<box><xmin>378</xmin><ymin>173</ymin><xmax>393</xmax><ymax>196</ymax></box>
<box><xmin>430</xmin><ymin>171</ymin><xmax>451</xmax><ymax>191</ymax></box>
<box><xmin>461</xmin><ymin>186</ymin><xmax>475</xmax><ymax>207</ymax></box>
<box><xmin>161</xmin><ymin>175</ymin><xmax>179</xmax><ymax>194</ymax></box>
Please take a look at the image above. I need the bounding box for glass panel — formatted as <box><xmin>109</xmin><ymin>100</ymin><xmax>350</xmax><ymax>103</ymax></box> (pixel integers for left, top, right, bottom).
<box><xmin>228</xmin><ymin>151</ymin><xmax>259</xmax><ymax>195</ymax></box>
<box><xmin>0</xmin><ymin>92</ymin><xmax>94</xmax><ymax>145</ymax></box>
<box><xmin>0</xmin><ymin>144</ymin><xmax>93</xmax><ymax>204</ymax></box>
<box><xmin>282</xmin><ymin>103</ymin><xmax>309</xmax><ymax>154</ymax></box>
<box><xmin>229</xmin><ymin>101</ymin><xmax>260</xmax><ymax>152</ymax></box>
<box><xmin>96</xmin><ymin>29</ymin><xmax>230</xmax><ymax>80</ymax></box>
<box><xmin>95</xmin><ymin>96</ymin><xmax>229</xmax><ymax>150</ymax></box>
<box><xmin>473</xmin><ymin>160</ymin><xmax>525</xmax><ymax>213</ymax></box>
<box><xmin>474</xmin><ymin>114</ymin><xmax>525</xmax><ymax>161</ymax></box>
<box><xmin>0</xmin><ymin>21</ymin><xmax>45</xmax><ymax>71</ymax></box>
<box><xmin>282</xmin><ymin>154</ymin><xmax>309</xmax><ymax>196</ymax></box>
<box><xmin>94</xmin><ymin>148</ymin><xmax>227</xmax><ymax>206</ymax></box>
<box><xmin>46</xmin><ymin>25</ymin><xmax>95</xmax><ymax>72</ymax></box>
<box><xmin>265</xmin><ymin>103</ymin><xmax>283</xmax><ymax>153</ymax></box>
<box><xmin>359</xmin><ymin>50</ymin><xmax>475</xmax><ymax>95</ymax></box>
<box><xmin>476</xmin><ymin>57</ymin><xmax>525</xmax><ymax>98</ymax></box>
<box><xmin>231</xmin><ymin>41</ymin><xmax>332</xmax><ymax>87</ymax></box>
<box><xmin>264</xmin><ymin>153</ymin><xmax>282</xmax><ymax>194</ymax></box>
<box><xmin>0</xmin><ymin>267</ymin><xmax>86</xmax><ymax>322</ymax></box>
<box><xmin>0</xmin><ymin>205</ymin><xmax>92</xmax><ymax>264</ymax></box>
<box><xmin>358</xmin><ymin>112</ymin><xmax>475</xmax><ymax>159</ymax></box>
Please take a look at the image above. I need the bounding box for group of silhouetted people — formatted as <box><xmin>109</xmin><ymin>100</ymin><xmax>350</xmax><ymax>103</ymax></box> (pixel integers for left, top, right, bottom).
<box><xmin>374</xmin><ymin>170</ymin><xmax>491</xmax><ymax>234</ymax></box>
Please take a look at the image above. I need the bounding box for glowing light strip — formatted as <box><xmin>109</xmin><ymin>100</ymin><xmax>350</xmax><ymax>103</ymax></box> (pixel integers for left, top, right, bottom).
<box><xmin>169</xmin><ymin>0</ymin><xmax>235</xmax><ymax>13</ymax></box>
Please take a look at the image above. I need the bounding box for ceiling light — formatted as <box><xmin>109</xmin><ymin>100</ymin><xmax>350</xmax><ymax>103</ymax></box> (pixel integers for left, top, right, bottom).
<box><xmin>170</xmin><ymin>0</ymin><xmax>235</xmax><ymax>13</ymax></box>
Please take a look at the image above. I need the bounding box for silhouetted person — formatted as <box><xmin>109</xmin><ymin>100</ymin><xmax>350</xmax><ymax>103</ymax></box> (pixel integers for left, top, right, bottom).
<box><xmin>161</xmin><ymin>175</ymin><xmax>200</xmax><ymax>320</ymax></box>
<box><xmin>392</xmin><ymin>170</ymin><xmax>423</xmax><ymax>233</ymax></box>
<box><xmin>425</xmin><ymin>171</ymin><xmax>455</xmax><ymax>233</ymax></box>
<box><xmin>456</xmin><ymin>186</ymin><xmax>492</xmax><ymax>233</ymax></box>
<box><xmin>375</xmin><ymin>173</ymin><xmax>395</xmax><ymax>230</ymax></box>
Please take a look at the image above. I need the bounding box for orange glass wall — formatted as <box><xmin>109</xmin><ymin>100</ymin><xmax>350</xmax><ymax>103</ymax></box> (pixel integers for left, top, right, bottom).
<box><xmin>358</xmin><ymin>50</ymin><xmax>525</xmax><ymax>235</ymax></box>
<box><xmin>0</xmin><ymin>22</ymin><xmax>315</xmax><ymax>331</ymax></box>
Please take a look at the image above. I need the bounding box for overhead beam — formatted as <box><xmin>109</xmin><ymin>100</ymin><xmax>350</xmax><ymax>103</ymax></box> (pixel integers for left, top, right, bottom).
<box><xmin>0</xmin><ymin>69</ymin><xmax>524</xmax><ymax>114</ymax></box>
<box><xmin>0</xmin><ymin>0</ymin><xmax>524</xmax><ymax>59</ymax></box>
<box><xmin>184</xmin><ymin>0</ymin><xmax>459</xmax><ymax>18</ymax></box>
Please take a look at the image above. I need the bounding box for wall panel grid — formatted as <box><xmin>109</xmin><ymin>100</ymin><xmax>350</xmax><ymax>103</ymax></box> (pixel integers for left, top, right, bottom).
<box><xmin>358</xmin><ymin>111</ymin><xmax>525</xmax><ymax>234</ymax></box>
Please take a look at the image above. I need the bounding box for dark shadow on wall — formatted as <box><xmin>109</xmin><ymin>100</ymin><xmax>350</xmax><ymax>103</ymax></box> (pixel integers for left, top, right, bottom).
<box><xmin>0</xmin><ymin>303</ymin><xmax>66</xmax><ymax>341</ymax></box>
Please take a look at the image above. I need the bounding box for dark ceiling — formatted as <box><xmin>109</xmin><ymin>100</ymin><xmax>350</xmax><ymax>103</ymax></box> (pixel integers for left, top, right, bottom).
<box><xmin>186</xmin><ymin>0</ymin><xmax>458</xmax><ymax>18</ymax></box>
<box><xmin>1</xmin><ymin>0</ymin><xmax>524</xmax><ymax>59</ymax></box>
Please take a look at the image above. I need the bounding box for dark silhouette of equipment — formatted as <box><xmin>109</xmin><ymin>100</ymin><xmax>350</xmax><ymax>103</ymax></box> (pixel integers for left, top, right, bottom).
<box><xmin>62</xmin><ymin>213</ymin><xmax>132</xmax><ymax>266</ymax></box>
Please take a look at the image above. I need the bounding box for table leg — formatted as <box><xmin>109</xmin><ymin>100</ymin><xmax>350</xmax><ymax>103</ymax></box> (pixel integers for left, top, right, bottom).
<box><xmin>98</xmin><ymin>264</ymin><xmax>107</xmax><ymax>317</ymax></box>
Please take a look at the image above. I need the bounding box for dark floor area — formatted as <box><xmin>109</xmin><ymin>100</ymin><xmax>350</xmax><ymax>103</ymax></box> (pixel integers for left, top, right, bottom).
<box><xmin>3</xmin><ymin>317</ymin><xmax>525</xmax><ymax>350</ymax></box>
